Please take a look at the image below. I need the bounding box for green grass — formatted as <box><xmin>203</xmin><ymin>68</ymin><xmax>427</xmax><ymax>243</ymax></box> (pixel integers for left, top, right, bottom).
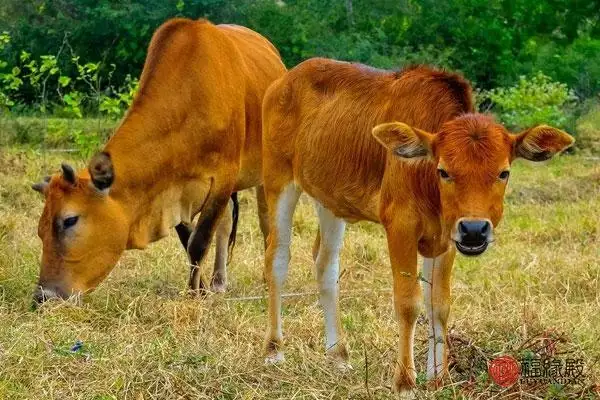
<box><xmin>0</xmin><ymin>146</ymin><xmax>599</xmax><ymax>399</ymax></box>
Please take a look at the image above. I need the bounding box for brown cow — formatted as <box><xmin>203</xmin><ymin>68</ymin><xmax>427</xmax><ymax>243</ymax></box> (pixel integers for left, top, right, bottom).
<box><xmin>261</xmin><ymin>58</ymin><xmax>573</xmax><ymax>394</ymax></box>
<box><xmin>31</xmin><ymin>18</ymin><xmax>285</xmax><ymax>303</ymax></box>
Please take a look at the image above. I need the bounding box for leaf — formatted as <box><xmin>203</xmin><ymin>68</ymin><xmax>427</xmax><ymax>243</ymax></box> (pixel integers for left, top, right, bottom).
<box><xmin>58</xmin><ymin>76</ymin><xmax>71</xmax><ymax>87</ymax></box>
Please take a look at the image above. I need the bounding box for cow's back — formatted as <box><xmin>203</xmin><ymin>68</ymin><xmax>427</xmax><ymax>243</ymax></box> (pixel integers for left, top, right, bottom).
<box><xmin>107</xmin><ymin>19</ymin><xmax>285</xmax><ymax>192</ymax></box>
<box><xmin>217</xmin><ymin>24</ymin><xmax>286</xmax><ymax>189</ymax></box>
<box><xmin>263</xmin><ymin>58</ymin><xmax>473</xmax><ymax>221</ymax></box>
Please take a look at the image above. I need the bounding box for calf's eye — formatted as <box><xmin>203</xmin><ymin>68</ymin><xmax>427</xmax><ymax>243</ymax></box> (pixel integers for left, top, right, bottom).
<box><xmin>437</xmin><ymin>168</ymin><xmax>450</xmax><ymax>180</ymax></box>
<box><xmin>498</xmin><ymin>170</ymin><xmax>510</xmax><ymax>180</ymax></box>
<box><xmin>63</xmin><ymin>216</ymin><xmax>79</xmax><ymax>229</ymax></box>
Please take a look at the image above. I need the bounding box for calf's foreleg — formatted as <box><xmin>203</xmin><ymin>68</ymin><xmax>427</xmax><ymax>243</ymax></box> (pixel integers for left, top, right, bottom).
<box><xmin>422</xmin><ymin>247</ymin><xmax>455</xmax><ymax>386</ymax></box>
<box><xmin>384</xmin><ymin>220</ymin><xmax>421</xmax><ymax>396</ymax></box>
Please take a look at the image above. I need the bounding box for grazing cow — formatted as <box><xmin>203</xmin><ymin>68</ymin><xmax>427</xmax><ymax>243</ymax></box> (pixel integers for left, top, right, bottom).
<box><xmin>31</xmin><ymin>18</ymin><xmax>285</xmax><ymax>303</ymax></box>
<box><xmin>261</xmin><ymin>58</ymin><xmax>573</xmax><ymax>394</ymax></box>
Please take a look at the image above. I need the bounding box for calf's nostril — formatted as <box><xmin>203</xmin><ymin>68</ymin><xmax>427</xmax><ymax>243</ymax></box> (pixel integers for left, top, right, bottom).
<box><xmin>458</xmin><ymin>220</ymin><xmax>491</xmax><ymax>243</ymax></box>
<box><xmin>481</xmin><ymin>221</ymin><xmax>491</xmax><ymax>235</ymax></box>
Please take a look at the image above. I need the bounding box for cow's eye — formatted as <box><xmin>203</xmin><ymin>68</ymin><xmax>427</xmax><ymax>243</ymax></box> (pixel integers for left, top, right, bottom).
<box><xmin>437</xmin><ymin>168</ymin><xmax>451</xmax><ymax>180</ymax></box>
<box><xmin>63</xmin><ymin>216</ymin><xmax>79</xmax><ymax>229</ymax></box>
<box><xmin>498</xmin><ymin>170</ymin><xmax>510</xmax><ymax>180</ymax></box>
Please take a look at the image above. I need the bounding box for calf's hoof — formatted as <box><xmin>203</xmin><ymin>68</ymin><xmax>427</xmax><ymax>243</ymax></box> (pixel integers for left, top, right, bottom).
<box><xmin>392</xmin><ymin>367</ymin><xmax>417</xmax><ymax>397</ymax></box>
<box><xmin>326</xmin><ymin>342</ymin><xmax>352</xmax><ymax>371</ymax></box>
<box><xmin>264</xmin><ymin>338</ymin><xmax>284</xmax><ymax>365</ymax></box>
<box><xmin>264</xmin><ymin>351</ymin><xmax>285</xmax><ymax>365</ymax></box>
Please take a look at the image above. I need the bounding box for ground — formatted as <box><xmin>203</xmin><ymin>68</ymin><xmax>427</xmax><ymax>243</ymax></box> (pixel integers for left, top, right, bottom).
<box><xmin>0</xmin><ymin>146</ymin><xmax>598</xmax><ymax>399</ymax></box>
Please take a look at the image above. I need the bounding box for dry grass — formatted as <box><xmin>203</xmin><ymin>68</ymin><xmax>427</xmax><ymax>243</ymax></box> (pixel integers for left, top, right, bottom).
<box><xmin>0</xmin><ymin>146</ymin><xmax>599</xmax><ymax>399</ymax></box>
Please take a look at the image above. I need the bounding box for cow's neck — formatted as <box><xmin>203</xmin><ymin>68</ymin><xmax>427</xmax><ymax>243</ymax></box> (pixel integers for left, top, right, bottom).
<box><xmin>102</xmin><ymin>109</ymin><xmax>197</xmax><ymax>250</ymax></box>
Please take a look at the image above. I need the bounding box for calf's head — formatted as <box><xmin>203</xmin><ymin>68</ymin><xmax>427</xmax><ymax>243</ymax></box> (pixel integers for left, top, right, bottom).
<box><xmin>31</xmin><ymin>153</ymin><xmax>128</xmax><ymax>304</ymax></box>
<box><xmin>373</xmin><ymin>114</ymin><xmax>574</xmax><ymax>256</ymax></box>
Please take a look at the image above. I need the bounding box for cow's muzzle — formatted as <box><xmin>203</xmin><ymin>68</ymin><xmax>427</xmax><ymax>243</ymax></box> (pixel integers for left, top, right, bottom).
<box><xmin>32</xmin><ymin>284</ymin><xmax>66</xmax><ymax>308</ymax></box>
<box><xmin>454</xmin><ymin>218</ymin><xmax>493</xmax><ymax>256</ymax></box>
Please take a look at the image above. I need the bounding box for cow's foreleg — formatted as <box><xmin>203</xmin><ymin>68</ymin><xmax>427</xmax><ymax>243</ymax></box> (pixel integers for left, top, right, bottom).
<box><xmin>422</xmin><ymin>247</ymin><xmax>455</xmax><ymax>386</ymax></box>
<box><xmin>187</xmin><ymin>185</ymin><xmax>233</xmax><ymax>295</ymax></box>
<box><xmin>211</xmin><ymin>199</ymin><xmax>233</xmax><ymax>293</ymax></box>
<box><xmin>264</xmin><ymin>182</ymin><xmax>301</xmax><ymax>363</ymax></box>
<box><xmin>384</xmin><ymin>220</ymin><xmax>420</xmax><ymax>396</ymax></box>
<box><xmin>175</xmin><ymin>222</ymin><xmax>193</xmax><ymax>250</ymax></box>
<box><xmin>314</xmin><ymin>201</ymin><xmax>348</xmax><ymax>368</ymax></box>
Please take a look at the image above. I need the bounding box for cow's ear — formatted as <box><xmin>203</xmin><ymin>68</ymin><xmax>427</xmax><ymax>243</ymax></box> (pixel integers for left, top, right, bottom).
<box><xmin>372</xmin><ymin>122</ymin><xmax>434</xmax><ymax>159</ymax></box>
<box><xmin>513</xmin><ymin>125</ymin><xmax>574</xmax><ymax>161</ymax></box>
<box><xmin>31</xmin><ymin>176</ymin><xmax>51</xmax><ymax>194</ymax></box>
<box><xmin>88</xmin><ymin>152</ymin><xmax>114</xmax><ymax>194</ymax></box>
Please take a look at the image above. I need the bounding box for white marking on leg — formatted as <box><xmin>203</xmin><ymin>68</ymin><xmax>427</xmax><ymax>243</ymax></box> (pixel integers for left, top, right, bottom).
<box><xmin>314</xmin><ymin>201</ymin><xmax>346</xmax><ymax>352</ymax></box>
<box><xmin>422</xmin><ymin>256</ymin><xmax>445</xmax><ymax>380</ymax></box>
<box><xmin>268</xmin><ymin>184</ymin><xmax>300</xmax><ymax>348</ymax></box>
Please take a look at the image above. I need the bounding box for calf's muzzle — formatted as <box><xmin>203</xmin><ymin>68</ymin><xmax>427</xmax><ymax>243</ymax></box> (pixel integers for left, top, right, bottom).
<box><xmin>454</xmin><ymin>218</ymin><xmax>492</xmax><ymax>256</ymax></box>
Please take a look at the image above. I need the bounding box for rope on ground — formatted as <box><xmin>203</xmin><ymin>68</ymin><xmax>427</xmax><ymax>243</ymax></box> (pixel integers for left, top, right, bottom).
<box><xmin>224</xmin><ymin>288</ymin><xmax>393</xmax><ymax>302</ymax></box>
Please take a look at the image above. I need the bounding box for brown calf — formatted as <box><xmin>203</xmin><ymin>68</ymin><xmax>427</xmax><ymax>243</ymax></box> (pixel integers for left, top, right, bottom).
<box><xmin>261</xmin><ymin>58</ymin><xmax>573</xmax><ymax>394</ymax></box>
<box><xmin>31</xmin><ymin>18</ymin><xmax>285</xmax><ymax>303</ymax></box>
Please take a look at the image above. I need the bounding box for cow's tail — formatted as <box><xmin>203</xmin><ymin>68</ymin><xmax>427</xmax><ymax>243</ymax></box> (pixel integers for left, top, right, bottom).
<box><xmin>227</xmin><ymin>192</ymin><xmax>239</xmax><ymax>264</ymax></box>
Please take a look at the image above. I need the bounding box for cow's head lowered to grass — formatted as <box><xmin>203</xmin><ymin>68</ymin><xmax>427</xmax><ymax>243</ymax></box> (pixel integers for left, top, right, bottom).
<box><xmin>31</xmin><ymin>153</ymin><xmax>126</xmax><ymax>304</ymax></box>
<box><xmin>373</xmin><ymin>114</ymin><xmax>574</xmax><ymax>256</ymax></box>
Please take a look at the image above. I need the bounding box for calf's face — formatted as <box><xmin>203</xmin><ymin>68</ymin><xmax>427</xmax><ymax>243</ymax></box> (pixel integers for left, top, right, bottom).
<box><xmin>373</xmin><ymin>114</ymin><xmax>574</xmax><ymax>256</ymax></box>
<box><xmin>31</xmin><ymin>153</ymin><xmax>127</xmax><ymax>304</ymax></box>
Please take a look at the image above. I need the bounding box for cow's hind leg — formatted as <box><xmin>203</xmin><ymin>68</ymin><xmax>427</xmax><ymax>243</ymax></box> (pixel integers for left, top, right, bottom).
<box><xmin>314</xmin><ymin>201</ymin><xmax>349</xmax><ymax>368</ymax></box>
<box><xmin>211</xmin><ymin>198</ymin><xmax>233</xmax><ymax>293</ymax></box>
<box><xmin>187</xmin><ymin>183</ymin><xmax>233</xmax><ymax>295</ymax></box>
<box><xmin>264</xmin><ymin>182</ymin><xmax>301</xmax><ymax>363</ymax></box>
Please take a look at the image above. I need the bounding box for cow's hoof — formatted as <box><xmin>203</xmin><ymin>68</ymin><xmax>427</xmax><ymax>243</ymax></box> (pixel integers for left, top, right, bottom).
<box><xmin>210</xmin><ymin>281</ymin><xmax>227</xmax><ymax>293</ymax></box>
<box><xmin>187</xmin><ymin>288</ymin><xmax>209</xmax><ymax>298</ymax></box>
<box><xmin>210</xmin><ymin>273</ymin><xmax>227</xmax><ymax>293</ymax></box>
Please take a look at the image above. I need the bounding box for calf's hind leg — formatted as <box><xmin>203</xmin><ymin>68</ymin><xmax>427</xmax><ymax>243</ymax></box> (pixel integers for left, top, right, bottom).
<box><xmin>264</xmin><ymin>182</ymin><xmax>301</xmax><ymax>363</ymax></box>
<box><xmin>255</xmin><ymin>185</ymin><xmax>270</xmax><ymax>249</ymax></box>
<box><xmin>313</xmin><ymin>201</ymin><xmax>349</xmax><ymax>368</ymax></box>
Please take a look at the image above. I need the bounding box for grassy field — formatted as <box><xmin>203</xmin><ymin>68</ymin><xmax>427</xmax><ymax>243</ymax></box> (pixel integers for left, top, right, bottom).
<box><xmin>0</xmin><ymin>144</ymin><xmax>599</xmax><ymax>399</ymax></box>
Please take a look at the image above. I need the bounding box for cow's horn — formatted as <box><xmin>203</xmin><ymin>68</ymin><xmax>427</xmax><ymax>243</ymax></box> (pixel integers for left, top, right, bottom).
<box><xmin>61</xmin><ymin>163</ymin><xmax>76</xmax><ymax>184</ymax></box>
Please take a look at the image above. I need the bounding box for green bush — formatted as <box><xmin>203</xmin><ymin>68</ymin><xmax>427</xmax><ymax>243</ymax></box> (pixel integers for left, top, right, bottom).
<box><xmin>484</xmin><ymin>72</ymin><xmax>577</xmax><ymax>132</ymax></box>
<box><xmin>576</xmin><ymin>101</ymin><xmax>600</xmax><ymax>154</ymax></box>
<box><xmin>0</xmin><ymin>117</ymin><xmax>115</xmax><ymax>152</ymax></box>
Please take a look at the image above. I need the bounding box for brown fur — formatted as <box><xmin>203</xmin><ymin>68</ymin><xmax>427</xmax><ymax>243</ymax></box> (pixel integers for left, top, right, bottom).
<box><xmin>261</xmin><ymin>58</ymin><xmax>574</xmax><ymax>392</ymax></box>
<box><xmin>33</xmin><ymin>18</ymin><xmax>285</xmax><ymax>301</ymax></box>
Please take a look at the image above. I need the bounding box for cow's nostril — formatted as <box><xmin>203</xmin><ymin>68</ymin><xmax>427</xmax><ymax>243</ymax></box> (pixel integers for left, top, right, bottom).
<box><xmin>32</xmin><ymin>286</ymin><xmax>60</xmax><ymax>305</ymax></box>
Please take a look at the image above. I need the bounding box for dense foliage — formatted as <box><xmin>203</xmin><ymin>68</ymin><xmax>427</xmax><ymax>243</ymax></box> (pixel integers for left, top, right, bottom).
<box><xmin>0</xmin><ymin>1</ymin><xmax>598</xmax><ymax>125</ymax></box>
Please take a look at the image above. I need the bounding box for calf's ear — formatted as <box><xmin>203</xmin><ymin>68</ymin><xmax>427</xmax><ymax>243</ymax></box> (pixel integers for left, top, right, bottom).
<box><xmin>88</xmin><ymin>152</ymin><xmax>114</xmax><ymax>194</ymax></box>
<box><xmin>372</xmin><ymin>122</ymin><xmax>435</xmax><ymax>159</ymax></box>
<box><xmin>513</xmin><ymin>125</ymin><xmax>574</xmax><ymax>161</ymax></box>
